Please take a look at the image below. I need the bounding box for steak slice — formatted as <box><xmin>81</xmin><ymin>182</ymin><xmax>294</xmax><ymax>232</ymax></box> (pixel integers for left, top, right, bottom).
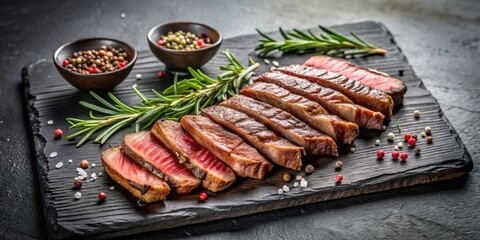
<box><xmin>255</xmin><ymin>71</ymin><xmax>385</xmax><ymax>130</ymax></box>
<box><xmin>220</xmin><ymin>95</ymin><xmax>338</xmax><ymax>156</ymax></box>
<box><xmin>101</xmin><ymin>147</ymin><xmax>170</xmax><ymax>202</ymax></box>
<box><xmin>304</xmin><ymin>55</ymin><xmax>407</xmax><ymax>107</ymax></box>
<box><xmin>241</xmin><ymin>82</ymin><xmax>359</xmax><ymax>145</ymax></box>
<box><xmin>277</xmin><ymin>65</ymin><xmax>394</xmax><ymax>120</ymax></box>
<box><xmin>181</xmin><ymin>115</ymin><xmax>273</xmax><ymax>179</ymax></box>
<box><xmin>202</xmin><ymin>105</ymin><xmax>304</xmax><ymax>171</ymax></box>
<box><xmin>151</xmin><ymin>120</ymin><xmax>236</xmax><ymax>192</ymax></box>
<box><xmin>123</xmin><ymin>131</ymin><xmax>201</xmax><ymax>194</ymax></box>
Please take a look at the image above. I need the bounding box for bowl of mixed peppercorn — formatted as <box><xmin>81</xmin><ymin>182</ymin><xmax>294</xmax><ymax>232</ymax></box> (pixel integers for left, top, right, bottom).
<box><xmin>147</xmin><ymin>22</ymin><xmax>222</xmax><ymax>71</ymax></box>
<box><xmin>53</xmin><ymin>38</ymin><xmax>137</xmax><ymax>91</ymax></box>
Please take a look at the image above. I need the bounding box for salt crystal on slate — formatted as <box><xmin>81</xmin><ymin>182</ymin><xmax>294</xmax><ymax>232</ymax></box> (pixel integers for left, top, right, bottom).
<box><xmin>293</xmin><ymin>182</ymin><xmax>299</xmax><ymax>187</ymax></box>
<box><xmin>110</xmin><ymin>186</ymin><xmax>115</xmax><ymax>191</ymax></box>
<box><xmin>50</xmin><ymin>152</ymin><xmax>57</xmax><ymax>158</ymax></box>
<box><xmin>277</xmin><ymin>189</ymin><xmax>284</xmax><ymax>195</ymax></box>
<box><xmin>74</xmin><ymin>192</ymin><xmax>81</xmax><ymax>199</ymax></box>
<box><xmin>98</xmin><ymin>172</ymin><xmax>102</xmax><ymax>176</ymax></box>
<box><xmin>91</xmin><ymin>173</ymin><xmax>96</xmax><ymax>178</ymax></box>
<box><xmin>78</xmin><ymin>176</ymin><xmax>85</xmax><ymax>180</ymax></box>
<box><xmin>282</xmin><ymin>185</ymin><xmax>290</xmax><ymax>192</ymax></box>
<box><xmin>300</xmin><ymin>178</ymin><xmax>308</xmax><ymax>188</ymax></box>
<box><xmin>272</xmin><ymin>60</ymin><xmax>279</xmax><ymax>67</ymax></box>
<box><xmin>121</xmin><ymin>13</ymin><xmax>126</xmax><ymax>18</ymax></box>
<box><xmin>47</xmin><ymin>120</ymin><xmax>53</xmax><ymax>125</ymax></box>
<box><xmin>55</xmin><ymin>162</ymin><xmax>63</xmax><ymax>169</ymax></box>
<box><xmin>296</xmin><ymin>175</ymin><xmax>302</xmax><ymax>181</ymax></box>
<box><xmin>68</xmin><ymin>159</ymin><xmax>72</xmax><ymax>163</ymax></box>
<box><xmin>91</xmin><ymin>163</ymin><xmax>96</xmax><ymax>168</ymax></box>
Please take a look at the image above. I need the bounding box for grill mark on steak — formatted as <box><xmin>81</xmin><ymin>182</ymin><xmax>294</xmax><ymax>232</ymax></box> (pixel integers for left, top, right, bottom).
<box><xmin>241</xmin><ymin>82</ymin><xmax>359</xmax><ymax>145</ymax></box>
<box><xmin>101</xmin><ymin>147</ymin><xmax>170</xmax><ymax>203</ymax></box>
<box><xmin>220</xmin><ymin>95</ymin><xmax>338</xmax><ymax>156</ymax></box>
<box><xmin>255</xmin><ymin>71</ymin><xmax>385</xmax><ymax>130</ymax></box>
<box><xmin>181</xmin><ymin>115</ymin><xmax>273</xmax><ymax>179</ymax></box>
<box><xmin>202</xmin><ymin>105</ymin><xmax>304</xmax><ymax>171</ymax></box>
<box><xmin>123</xmin><ymin>131</ymin><xmax>201</xmax><ymax>194</ymax></box>
<box><xmin>278</xmin><ymin>65</ymin><xmax>394</xmax><ymax>120</ymax></box>
<box><xmin>304</xmin><ymin>55</ymin><xmax>407</xmax><ymax>107</ymax></box>
<box><xmin>151</xmin><ymin>120</ymin><xmax>236</xmax><ymax>192</ymax></box>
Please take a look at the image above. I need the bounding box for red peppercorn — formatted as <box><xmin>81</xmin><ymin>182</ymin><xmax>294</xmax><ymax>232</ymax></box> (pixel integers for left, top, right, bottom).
<box><xmin>408</xmin><ymin>138</ymin><xmax>416</xmax><ymax>147</ymax></box>
<box><xmin>54</xmin><ymin>128</ymin><xmax>63</xmax><ymax>138</ymax></box>
<box><xmin>73</xmin><ymin>179</ymin><xmax>83</xmax><ymax>188</ymax></box>
<box><xmin>98</xmin><ymin>192</ymin><xmax>107</xmax><ymax>201</ymax></box>
<box><xmin>87</xmin><ymin>67</ymin><xmax>95</xmax><ymax>73</ymax></box>
<box><xmin>392</xmin><ymin>151</ymin><xmax>400</xmax><ymax>160</ymax></box>
<box><xmin>196</xmin><ymin>40</ymin><xmax>203</xmax><ymax>46</ymax></box>
<box><xmin>157</xmin><ymin>40</ymin><xmax>164</xmax><ymax>46</ymax></box>
<box><xmin>158</xmin><ymin>71</ymin><xmax>164</xmax><ymax>78</ymax></box>
<box><xmin>400</xmin><ymin>153</ymin><xmax>408</xmax><ymax>161</ymax></box>
<box><xmin>63</xmin><ymin>59</ymin><xmax>70</xmax><ymax>67</ymax></box>
<box><xmin>119</xmin><ymin>61</ymin><xmax>127</xmax><ymax>68</ymax></box>
<box><xmin>404</xmin><ymin>133</ymin><xmax>411</xmax><ymax>141</ymax></box>
<box><xmin>336</xmin><ymin>174</ymin><xmax>343</xmax><ymax>182</ymax></box>
<box><xmin>199</xmin><ymin>192</ymin><xmax>208</xmax><ymax>201</ymax></box>
<box><xmin>377</xmin><ymin>150</ymin><xmax>385</xmax><ymax>159</ymax></box>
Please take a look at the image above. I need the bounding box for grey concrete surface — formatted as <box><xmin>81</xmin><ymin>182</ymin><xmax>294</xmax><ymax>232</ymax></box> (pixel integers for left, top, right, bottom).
<box><xmin>0</xmin><ymin>0</ymin><xmax>479</xmax><ymax>239</ymax></box>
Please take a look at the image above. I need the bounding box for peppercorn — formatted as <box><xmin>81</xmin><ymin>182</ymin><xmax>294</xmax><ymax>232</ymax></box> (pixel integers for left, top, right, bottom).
<box><xmin>411</xmin><ymin>133</ymin><xmax>417</xmax><ymax>140</ymax></box>
<box><xmin>305</xmin><ymin>164</ymin><xmax>315</xmax><ymax>174</ymax></box>
<box><xmin>158</xmin><ymin>71</ymin><xmax>164</xmax><ymax>78</ymax></box>
<box><xmin>400</xmin><ymin>153</ymin><xmax>408</xmax><ymax>161</ymax></box>
<box><xmin>425</xmin><ymin>126</ymin><xmax>432</xmax><ymax>134</ymax></box>
<box><xmin>421</xmin><ymin>132</ymin><xmax>426</xmax><ymax>138</ymax></box>
<box><xmin>427</xmin><ymin>136</ymin><xmax>433</xmax><ymax>144</ymax></box>
<box><xmin>413</xmin><ymin>110</ymin><xmax>420</xmax><ymax>118</ymax></box>
<box><xmin>335</xmin><ymin>161</ymin><xmax>343</xmax><ymax>169</ymax></box>
<box><xmin>98</xmin><ymin>192</ymin><xmax>107</xmax><ymax>201</ymax></box>
<box><xmin>377</xmin><ymin>150</ymin><xmax>385</xmax><ymax>159</ymax></box>
<box><xmin>80</xmin><ymin>160</ymin><xmax>89</xmax><ymax>169</ymax></box>
<box><xmin>392</xmin><ymin>151</ymin><xmax>399</xmax><ymax>160</ymax></box>
<box><xmin>54</xmin><ymin>129</ymin><xmax>63</xmax><ymax>139</ymax></box>
<box><xmin>387</xmin><ymin>132</ymin><xmax>395</xmax><ymax>141</ymax></box>
<box><xmin>408</xmin><ymin>138</ymin><xmax>416</xmax><ymax>147</ymax></box>
<box><xmin>336</xmin><ymin>174</ymin><xmax>343</xmax><ymax>182</ymax></box>
<box><xmin>404</xmin><ymin>133</ymin><xmax>411</xmax><ymax>142</ymax></box>
<box><xmin>283</xmin><ymin>173</ymin><xmax>292</xmax><ymax>182</ymax></box>
<box><xmin>199</xmin><ymin>192</ymin><xmax>208</xmax><ymax>201</ymax></box>
<box><xmin>74</xmin><ymin>179</ymin><xmax>83</xmax><ymax>188</ymax></box>
<box><xmin>415</xmin><ymin>147</ymin><xmax>421</xmax><ymax>155</ymax></box>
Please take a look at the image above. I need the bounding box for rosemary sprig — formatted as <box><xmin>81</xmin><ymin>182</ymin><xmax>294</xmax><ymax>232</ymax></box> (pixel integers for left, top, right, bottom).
<box><xmin>255</xmin><ymin>25</ymin><xmax>387</xmax><ymax>57</ymax></box>
<box><xmin>66</xmin><ymin>50</ymin><xmax>259</xmax><ymax>147</ymax></box>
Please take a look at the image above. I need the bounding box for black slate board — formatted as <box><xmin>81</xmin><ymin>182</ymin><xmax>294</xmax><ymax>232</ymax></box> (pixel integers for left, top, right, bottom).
<box><xmin>23</xmin><ymin>21</ymin><xmax>472</xmax><ymax>240</ymax></box>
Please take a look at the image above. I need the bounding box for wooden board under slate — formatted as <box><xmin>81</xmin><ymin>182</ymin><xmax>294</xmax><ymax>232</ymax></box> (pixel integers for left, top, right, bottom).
<box><xmin>23</xmin><ymin>21</ymin><xmax>472</xmax><ymax>240</ymax></box>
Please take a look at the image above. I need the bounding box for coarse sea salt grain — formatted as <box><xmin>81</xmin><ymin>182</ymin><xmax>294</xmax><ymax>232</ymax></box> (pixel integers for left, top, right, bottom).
<box><xmin>50</xmin><ymin>152</ymin><xmax>58</xmax><ymax>158</ymax></box>
<box><xmin>55</xmin><ymin>162</ymin><xmax>63</xmax><ymax>169</ymax></box>
<box><xmin>110</xmin><ymin>186</ymin><xmax>115</xmax><ymax>191</ymax></box>
<box><xmin>350</xmin><ymin>147</ymin><xmax>356</xmax><ymax>153</ymax></box>
<box><xmin>91</xmin><ymin>163</ymin><xmax>96</xmax><ymax>167</ymax></box>
<box><xmin>47</xmin><ymin>120</ymin><xmax>54</xmax><ymax>125</ymax></box>
<box><xmin>300</xmin><ymin>178</ymin><xmax>308</xmax><ymax>188</ymax></box>
<box><xmin>272</xmin><ymin>61</ymin><xmax>279</xmax><ymax>67</ymax></box>
<box><xmin>264</xmin><ymin>59</ymin><xmax>271</xmax><ymax>64</ymax></box>
<box><xmin>120</xmin><ymin>13</ymin><xmax>126</xmax><ymax>18</ymax></box>
<box><xmin>282</xmin><ymin>185</ymin><xmax>290</xmax><ymax>192</ymax></box>
<box><xmin>74</xmin><ymin>192</ymin><xmax>82</xmax><ymax>199</ymax></box>
<box><xmin>68</xmin><ymin>159</ymin><xmax>73</xmax><ymax>163</ymax></box>
<box><xmin>293</xmin><ymin>182</ymin><xmax>299</xmax><ymax>187</ymax></box>
<box><xmin>296</xmin><ymin>175</ymin><xmax>302</xmax><ymax>181</ymax></box>
<box><xmin>277</xmin><ymin>189</ymin><xmax>284</xmax><ymax>195</ymax></box>
<box><xmin>98</xmin><ymin>172</ymin><xmax>102</xmax><ymax>176</ymax></box>
<box><xmin>91</xmin><ymin>173</ymin><xmax>97</xmax><ymax>178</ymax></box>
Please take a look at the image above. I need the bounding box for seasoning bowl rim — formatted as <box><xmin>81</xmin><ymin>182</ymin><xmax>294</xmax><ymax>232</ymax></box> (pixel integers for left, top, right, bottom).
<box><xmin>53</xmin><ymin>37</ymin><xmax>138</xmax><ymax>77</ymax></box>
<box><xmin>147</xmin><ymin>21</ymin><xmax>223</xmax><ymax>53</ymax></box>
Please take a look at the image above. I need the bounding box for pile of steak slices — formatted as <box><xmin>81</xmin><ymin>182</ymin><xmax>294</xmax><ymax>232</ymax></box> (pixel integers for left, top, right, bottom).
<box><xmin>101</xmin><ymin>56</ymin><xmax>406</xmax><ymax>202</ymax></box>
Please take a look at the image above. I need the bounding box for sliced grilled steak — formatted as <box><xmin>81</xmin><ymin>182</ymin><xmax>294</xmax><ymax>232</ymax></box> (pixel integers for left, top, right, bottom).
<box><xmin>123</xmin><ymin>131</ymin><xmax>201</xmax><ymax>194</ymax></box>
<box><xmin>101</xmin><ymin>147</ymin><xmax>170</xmax><ymax>202</ymax></box>
<box><xmin>220</xmin><ymin>95</ymin><xmax>338</xmax><ymax>156</ymax></box>
<box><xmin>151</xmin><ymin>120</ymin><xmax>236</xmax><ymax>192</ymax></box>
<box><xmin>277</xmin><ymin>65</ymin><xmax>394</xmax><ymax>120</ymax></box>
<box><xmin>202</xmin><ymin>105</ymin><xmax>304</xmax><ymax>171</ymax></box>
<box><xmin>241</xmin><ymin>82</ymin><xmax>359</xmax><ymax>145</ymax></box>
<box><xmin>304</xmin><ymin>55</ymin><xmax>407</xmax><ymax>107</ymax></box>
<box><xmin>181</xmin><ymin>115</ymin><xmax>273</xmax><ymax>179</ymax></box>
<box><xmin>255</xmin><ymin>71</ymin><xmax>385</xmax><ymax>130</ymax></box>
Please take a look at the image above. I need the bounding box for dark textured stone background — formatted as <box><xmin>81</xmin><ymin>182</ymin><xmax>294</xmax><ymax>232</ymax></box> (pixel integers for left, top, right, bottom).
<box><xmin>0</xmin><ymin>0</ymin><xmax>479</xmax><ymax>239</ymax></box>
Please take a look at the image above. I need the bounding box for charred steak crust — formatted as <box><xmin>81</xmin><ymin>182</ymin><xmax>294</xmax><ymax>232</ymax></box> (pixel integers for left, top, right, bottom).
<box><xmin>220</xmin><ymin>95</ymin><xmax>339</xmax><ymax>156</ymax></box>
<box><xmin>304</xmin><ymin>55</ymin><xmax>407</xmax><ymax>107</ymax></box>
<box><xmin>151</xmin><ymin>120</ymin><xmax>236</xmax><ymax>192</ymax></box>
<box><xmin>277</xmin><ymin>65</ymin><xmax>394</xmax><ymax>120</ymax></box>
<box><xmin>202</xmin><ymin>105</ymin><xmax>304</xmax><ymax>171</ymax></box>
<box><xmin>123</xmin><ymin>131</ymin><xmax>201</xmax><ymax>194</ymax></box>
<box><xmin>101</xmin><ymin>147</ymin><xmax>170</xmax><ymax>203</ymax></box>
<box><xmin>255</xmin><ymin>71</ymin><xmax>385</xmax><ymax>130</ymax></box>
<box><xmin>181</xmin><ymin>115</ymin><xmax>273</xmax><ymax>179</ymax></box>
<box><xmin>240</xmin><ymin>82</ymin><xmax>359</xmax><ymax>145</ymax></box>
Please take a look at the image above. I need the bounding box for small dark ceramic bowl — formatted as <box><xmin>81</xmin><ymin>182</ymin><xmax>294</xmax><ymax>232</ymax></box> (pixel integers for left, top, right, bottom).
<box><xmin>147</xmin><ymin>22</ymin><xmax>222</xmax><ymax>72</ymax></box>
<box><xmin>53</xmin><ymin>38</ymin><xmax>137</xmax><ymax>91</ymax></box>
